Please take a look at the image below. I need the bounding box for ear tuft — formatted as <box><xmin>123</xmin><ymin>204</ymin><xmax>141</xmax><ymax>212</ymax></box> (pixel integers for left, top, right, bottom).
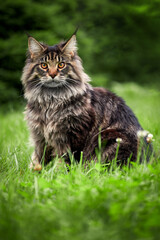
<box><xmin>28</xmin><ymin>37</ymin><xmax>46</xmax><ymax>58</ymax></box>
<box><xmin>62</xmin><ymin>34</ymin><xmax>77</xmax><ymax>57</ymax></box>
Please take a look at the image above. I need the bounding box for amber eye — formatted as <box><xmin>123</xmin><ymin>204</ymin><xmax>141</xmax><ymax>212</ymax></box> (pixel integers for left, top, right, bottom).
<box><xmin>58</xmin><ymin>62</ymin><xmax>65</xmax><ymax>69</ymax></box>
<box><xmin>41</xmin><ymin>63</ymin><xmax>48</xmax><ymax>69</ymax></box>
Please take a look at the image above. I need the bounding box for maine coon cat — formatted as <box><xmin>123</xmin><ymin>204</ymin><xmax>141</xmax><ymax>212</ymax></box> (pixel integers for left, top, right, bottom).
<box><xmin>21</xmin><ymin>31</ymin><xmax>151</xmax><ymax>170</ymax></box>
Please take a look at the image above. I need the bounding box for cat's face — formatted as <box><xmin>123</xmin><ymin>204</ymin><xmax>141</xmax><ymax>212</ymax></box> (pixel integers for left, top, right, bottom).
<box><xmin>28</xmin><ymin>35</ymin><xmax>78</xmax><ymax>88</ymax></box>
<box><xmin>21</xmin><ymin>33</ymin><xmax>90</xmax><ymax>101</ymax></box>
<box><xmin>37</xmin><ymin>54</ymin><xmax>67</xmax><ymax>88</ymax></box>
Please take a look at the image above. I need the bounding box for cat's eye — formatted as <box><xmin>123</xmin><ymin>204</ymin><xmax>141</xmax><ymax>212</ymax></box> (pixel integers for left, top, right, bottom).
<box><xmin>58</xmin><ymin>62</ymin><xmax>65</xmax><ymax>69</ymax></box>
<box><xmin>41</xmin><ymin>63</ymin><xmax>48</xmax><ymax>69</ymax></box>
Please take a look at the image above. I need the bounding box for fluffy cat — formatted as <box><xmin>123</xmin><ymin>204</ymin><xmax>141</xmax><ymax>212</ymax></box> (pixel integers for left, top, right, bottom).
<box><xmin>21</xmin><ymin>31</ymin><xmax>151</xmax><ymax>170</ymax></box>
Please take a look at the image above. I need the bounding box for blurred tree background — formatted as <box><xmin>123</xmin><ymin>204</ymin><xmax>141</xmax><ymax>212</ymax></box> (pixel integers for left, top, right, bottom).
<box><xmin>0</xmin><ymin>0</ymin><xmax>160</xmax><ymax>105</ymax></box>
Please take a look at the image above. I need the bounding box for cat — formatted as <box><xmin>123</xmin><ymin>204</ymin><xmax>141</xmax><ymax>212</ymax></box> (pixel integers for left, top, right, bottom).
<box><xmin>21</xmin><ymin>31</ymin><xmax>152</xmax><ymax>170</ymax></box>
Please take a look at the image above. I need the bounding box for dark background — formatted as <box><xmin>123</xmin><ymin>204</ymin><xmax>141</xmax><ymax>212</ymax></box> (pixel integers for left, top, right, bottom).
<box><xmin>0</xmin><ymin>0</ymin><xmax>160</xmax><ymax>105</ymax></box>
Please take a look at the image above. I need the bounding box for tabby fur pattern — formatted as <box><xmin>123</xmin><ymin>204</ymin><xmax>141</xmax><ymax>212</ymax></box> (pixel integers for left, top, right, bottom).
<box><xmin>21</xmin><ymin>31</ymin><xmax>151</xmax><ymax>169</ymax></box>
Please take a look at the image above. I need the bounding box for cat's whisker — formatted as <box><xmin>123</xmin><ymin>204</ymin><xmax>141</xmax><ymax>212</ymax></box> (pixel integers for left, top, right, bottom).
<box><xmin>63</xmin><ymin>82</ymin><xmax>74</xmax><ymax>94</ymax></box>
<box><xmin>64</xmin><ymin>81</ymin><xmax>72</xmax><ymax>89</ymax></box>
<box><xmin>34</xmin><ymin>82</ymin><xmax>42</xmax><ymax>88</ymax></box>
<box><xmin>66</xmin><ymin>77</ymin><xmax>78</xmax><ymax>83</ymax></box>
<box><xmin>33</xmin><ymin>82</ymin><xmax>43</xmax><ymax>91</ymax></box>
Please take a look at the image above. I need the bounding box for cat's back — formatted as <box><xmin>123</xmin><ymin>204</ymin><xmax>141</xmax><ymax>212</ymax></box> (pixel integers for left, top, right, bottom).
<box><xmin>90</xmin><ymin>87</ymin><xmax>142</xmax><ymax>132</ymax></box>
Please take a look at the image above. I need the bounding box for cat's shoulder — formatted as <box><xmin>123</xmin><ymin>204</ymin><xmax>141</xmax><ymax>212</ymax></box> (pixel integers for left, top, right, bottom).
<box><xmin>91</xmin><ymin>87</ymin><xmax>124</xmax><ymax>103</ymax></box>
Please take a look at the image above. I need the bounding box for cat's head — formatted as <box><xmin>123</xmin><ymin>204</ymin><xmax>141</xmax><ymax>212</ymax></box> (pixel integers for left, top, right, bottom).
<box><xmin>21</xmin><ymin>31</ymin><xmax>90</xmax><ymax>102</ymax></box>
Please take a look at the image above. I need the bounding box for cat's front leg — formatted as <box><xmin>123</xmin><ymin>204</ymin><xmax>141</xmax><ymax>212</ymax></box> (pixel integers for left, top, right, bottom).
<box><xmin>30</xmin><ymin>144</ymin><xmax>54</xmax><ymax>170</ymax></box>
<box><xmin>29</xmin><ymin>130</ymin><xmax>47</xmax><ymax>171</ymax></box>
<box><xmin>30</xmin><ymin>151</ymin><xmax>43</xmax><ymax>171</ymax></box>
<box><xmin>30</xmin><ymin>140</ymin><xmax>46</xmax><ymax>171</ymax></box>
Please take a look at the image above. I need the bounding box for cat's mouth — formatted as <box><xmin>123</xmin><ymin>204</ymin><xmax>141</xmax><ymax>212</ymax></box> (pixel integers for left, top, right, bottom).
<box><xmin>44</xmin><ymin>81</ymin><xmax>64</xmax><ymax>88</ymax></box>
<box><xmin>41</xmin><ymin>77</ymin><xmax>65</xmax><ymax>88</ymax></box>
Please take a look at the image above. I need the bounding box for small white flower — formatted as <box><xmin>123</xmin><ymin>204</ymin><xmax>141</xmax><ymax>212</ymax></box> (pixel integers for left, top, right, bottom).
<box><xmin>146</xmin><ymin>133</ymin><xmax>154</xmax><ymax>143</ymax></box>
<box><xmin>137</xmin><ymin>130</ymin><xmax>149</xmax><ymax>138</ymax></box>
<box><xmin>116</xmin><ymin>138</ymin><xmax>122</xmax><ymax>143</ymax></box>
<box><xmin>148</xmin><ymin>133</ymin><xmax>153</xmax><ymax>139</ymax></box>
<box><xmin>137</xmin><ymin>130</ymin><xmax>155</xmax><ymax>143</ymax></box>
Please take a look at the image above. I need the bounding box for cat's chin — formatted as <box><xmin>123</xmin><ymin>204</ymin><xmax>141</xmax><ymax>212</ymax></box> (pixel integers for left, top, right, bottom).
<box><xmin>42</xmin><ymin>80</ymin><xmax>64</xmax><ymax>88</ymax></box>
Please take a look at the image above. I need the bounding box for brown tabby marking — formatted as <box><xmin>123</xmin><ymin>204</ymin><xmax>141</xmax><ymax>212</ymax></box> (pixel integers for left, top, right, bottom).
<box><xmin>21</xmin><ymin>32</ymin><xmax>151</xmax><ymax>169</ymax></box>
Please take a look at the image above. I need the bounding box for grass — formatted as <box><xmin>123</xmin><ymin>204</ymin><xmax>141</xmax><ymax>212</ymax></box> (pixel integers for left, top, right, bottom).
<box><xmin>0</xmin><ymin>82</ymin><xmax>160</xmax><ymax>240</ymax></box>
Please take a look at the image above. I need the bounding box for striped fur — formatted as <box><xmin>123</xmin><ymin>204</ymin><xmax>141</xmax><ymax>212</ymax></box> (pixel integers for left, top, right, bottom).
<box><xmin>21</xmin><ymin>33</ymin><xmax>152</xmax><ymax>169</ymax></box>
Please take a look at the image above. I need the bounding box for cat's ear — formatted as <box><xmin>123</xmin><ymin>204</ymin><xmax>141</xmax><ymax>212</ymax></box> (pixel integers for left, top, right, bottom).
<box><xmin>62</xmin><ymin>33</ymin><xmax>77</xmax><ymax>57</ymax></box>
<box><xmin>28</xmin><ymin>36</ymin><xmax>46</xmax><ymax>58</ymax></box>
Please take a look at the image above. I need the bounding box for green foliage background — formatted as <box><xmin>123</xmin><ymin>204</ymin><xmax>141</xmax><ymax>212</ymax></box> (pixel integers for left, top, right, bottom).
<box><xmin>0</xmin><ymin>0</ymin><xmax>160</xmax><ymax>104</ymax></box>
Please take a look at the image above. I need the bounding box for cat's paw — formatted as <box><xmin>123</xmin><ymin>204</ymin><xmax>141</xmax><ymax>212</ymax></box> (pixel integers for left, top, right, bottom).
<box><xmin>29</xmin><ymin>161</ymin><xmax>42</xmax><ymax>171</ymax></box>
<box><xmin>29</xmin><ymin>154</ymin><xmax>42</xmax><ymax>171</ymax></box>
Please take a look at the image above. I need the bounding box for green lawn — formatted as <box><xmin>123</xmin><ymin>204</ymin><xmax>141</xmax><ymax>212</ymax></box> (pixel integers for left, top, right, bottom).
<box><xmin>0</xmin><ymin>82</ymin><xmax>160</xmax><ymax>240</ymax></box>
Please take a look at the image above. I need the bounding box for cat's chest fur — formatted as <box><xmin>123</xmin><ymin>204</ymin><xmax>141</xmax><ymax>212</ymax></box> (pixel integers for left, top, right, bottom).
<box><xmin>41</xmin><ymin>101</ymin><xmax>80</xmax><ymax>143</ymax></box>
<box><xmin>26</xmin><ymin>94</ymin><xmax>94</xmax><ymax>155</ymax></box>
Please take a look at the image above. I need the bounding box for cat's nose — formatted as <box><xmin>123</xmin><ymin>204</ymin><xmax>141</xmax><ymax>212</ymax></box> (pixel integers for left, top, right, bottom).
<box><xmin>50</xmin><ymin>73</ymin><xmax>57</xmax><ymax>79</ymax></box>
<box><xmin>49</xmin><ymin>69</ymin><xmax>57</xmax><ymax>79</ymax></box>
